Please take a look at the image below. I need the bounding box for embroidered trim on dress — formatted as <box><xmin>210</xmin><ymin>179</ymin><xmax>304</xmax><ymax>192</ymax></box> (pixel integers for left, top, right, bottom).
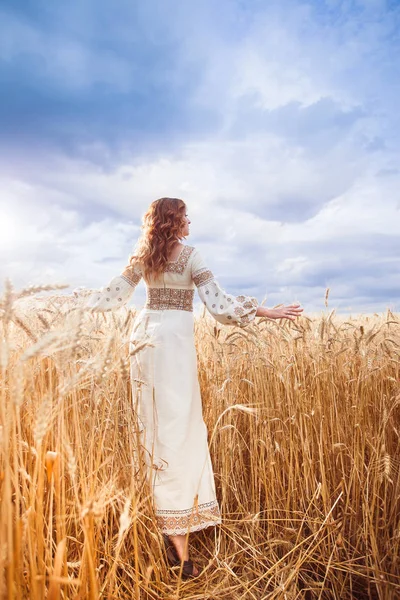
<box><xmin>155</xmin><ymin>499</ymin><xmax>222</xmax><ymax>535</ymax></box>
<box><xmin>239</xmin><ymin>312</ymin><xmax>256</xmax><ymax>325</ymax></box>
<box><xmin>164</xmin><ymin>245</ymin><xmax>195</xmax><ymax>274</ymax></box>
<box><xmin>233</xmin><ymin>296</ymin><xmax>258</xmax><ymax>326</ymax></box>
<box><xmin>121</xmin><ymin>266</ymin><xmax>142</xmax><ymax>287</ymax></box>
<box><xmin>145</xmin><ymin>287</ymin><xmax>194</xmax><ymax>311</ymax></box>
<box><xmin>192</xmin><ymin>268</ymin><xmax>214</xmax><ymax>287</ymax></box>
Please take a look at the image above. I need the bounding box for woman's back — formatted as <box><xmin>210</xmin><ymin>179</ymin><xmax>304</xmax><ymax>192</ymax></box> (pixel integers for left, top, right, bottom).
<box><xmin>145</xmin><ymin>245</ymin><xmax>195</xmax><ymax>287</ymax></box>
<box><xmin>141</xmin><ymin>245</ymin><xmax>196</xmax><ymax>312</ymax></box>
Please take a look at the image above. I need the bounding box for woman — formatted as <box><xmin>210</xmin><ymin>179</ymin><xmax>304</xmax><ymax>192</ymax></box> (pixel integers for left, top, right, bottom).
<box><xmin>86</xmin><ymin>197</ymin><xmax>303</xmax><ymax>579</ymax></box>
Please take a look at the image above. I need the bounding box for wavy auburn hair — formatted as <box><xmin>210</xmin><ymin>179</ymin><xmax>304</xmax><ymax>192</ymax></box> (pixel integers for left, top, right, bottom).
<box><xmin>129</xmin><ymin>197</ymin><xmax>187</xmax><ymax>279</ymax></box>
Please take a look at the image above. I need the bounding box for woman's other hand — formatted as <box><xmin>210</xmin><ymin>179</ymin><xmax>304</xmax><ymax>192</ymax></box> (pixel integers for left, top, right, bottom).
<box><xmin>256</xmin><ymin>303</ymin><xmax>303</xmax><ymax>321</ymax></box>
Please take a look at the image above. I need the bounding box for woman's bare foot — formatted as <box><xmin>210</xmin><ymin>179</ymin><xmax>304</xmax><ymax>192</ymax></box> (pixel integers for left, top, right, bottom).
<box><xmin>187</xmin><ymin>562</ymin><xmax>200</xmax><ymax>576</ymax></box>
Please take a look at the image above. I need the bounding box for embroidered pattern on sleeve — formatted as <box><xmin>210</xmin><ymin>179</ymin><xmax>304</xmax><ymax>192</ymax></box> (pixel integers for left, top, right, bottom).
<box><xmin>243</xmin><ymin>299</ymin><xmax>257</xmax><ymax>309</ymax></box>
<box><xmin>234</xmin><ymin>296</ymin><xmax>258</xmax><ymax>326</ymax></box>
<box><xmin>121</xmin><ymin>265</ymin><xmax>142</xmax><ymax>287</ymax></box>
<box><xmin>164</xmin><ymin>245</ymin><xmax>195</xmax><ymax>274</ymax></box>
<box><xmin>192</xmin><ymin>268</ymin><xmax>214</xmax><ymax>287</ymax></box>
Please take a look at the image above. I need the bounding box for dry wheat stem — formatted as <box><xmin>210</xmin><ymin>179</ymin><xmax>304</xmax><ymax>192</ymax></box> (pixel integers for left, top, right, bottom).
<box><xmin>0</xmin><ymin>300</ymin><xmax>399</xmax><ymax>599</ymax></box>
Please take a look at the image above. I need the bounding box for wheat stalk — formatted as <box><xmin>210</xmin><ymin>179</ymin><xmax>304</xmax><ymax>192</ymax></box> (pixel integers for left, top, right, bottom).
<box><xmin>1</xmin><ymin>293</ymin><xmax>399</xmax><ymax>599</ymax></box>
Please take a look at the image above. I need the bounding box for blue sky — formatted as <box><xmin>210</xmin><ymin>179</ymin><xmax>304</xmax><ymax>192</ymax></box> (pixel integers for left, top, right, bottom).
<box><xmin>0</xmin><ymin>0</ymin><xmax>399</xmax><ymax>314</ymax></box>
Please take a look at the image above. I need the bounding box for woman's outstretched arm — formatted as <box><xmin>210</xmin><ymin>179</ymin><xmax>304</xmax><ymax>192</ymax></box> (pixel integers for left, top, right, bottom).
<box><xmin>83</xmin><ymin>262</ymin><xmax>142</xmax><ymax>312</ymax></box>
<box><xmin>191</xmin><ymin>248</ymin><xmax>258</xmax><ymax>327</ymax></box>
<box><xmin>191</xmin><ymin>248</ymin><xmax>303</xmax><ymax>326</ymax></box>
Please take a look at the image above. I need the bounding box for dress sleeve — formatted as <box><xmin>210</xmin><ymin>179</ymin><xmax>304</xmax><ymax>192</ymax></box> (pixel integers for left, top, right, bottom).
<box><xmin>85</xmin><ymin>262</ymin><xmax>142</xmax><ymax>312</ymax></box>
<box><xmin>191</xmin><ymin>249</ymin><xmax>258</xmax><ymax>327</ymax></box>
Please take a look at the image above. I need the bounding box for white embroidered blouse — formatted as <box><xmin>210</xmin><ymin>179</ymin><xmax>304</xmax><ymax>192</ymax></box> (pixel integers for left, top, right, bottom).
<box><xmin>85</xmin><ymin>245</ymin><xmax>258</xmax><ymax>328</ymax></box>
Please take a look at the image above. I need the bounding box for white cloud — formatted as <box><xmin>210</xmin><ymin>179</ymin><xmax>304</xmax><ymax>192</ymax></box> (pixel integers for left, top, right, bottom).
<box><xmin>1</xmin><ymin>0</ymin><xmax>399</xmax><ymax>314</ymax></box>
<box><xmin>1</xmin><ymin>130</ymin><xmax>398</xmax><ymax>314</ymax></box>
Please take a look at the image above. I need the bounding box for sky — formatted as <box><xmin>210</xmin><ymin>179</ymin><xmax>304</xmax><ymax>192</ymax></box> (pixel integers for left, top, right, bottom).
<box><xmin>0</xmin><ymin>0</ymin><xmax>399</xmax><ymax>315</ymax></box>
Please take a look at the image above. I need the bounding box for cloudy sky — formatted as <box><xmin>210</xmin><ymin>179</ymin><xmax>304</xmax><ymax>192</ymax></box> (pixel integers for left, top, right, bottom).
<box><xmin>0</xmin><ymin>0</ymin><xmax>399</xmax><ymax>315</ymax></box>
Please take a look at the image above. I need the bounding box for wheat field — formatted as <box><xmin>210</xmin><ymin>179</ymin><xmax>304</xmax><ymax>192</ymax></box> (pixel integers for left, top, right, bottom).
<box><xmin>0</xmin><ymin>282</ymin><xmax>399</xmax><ymax>599</ymax></box>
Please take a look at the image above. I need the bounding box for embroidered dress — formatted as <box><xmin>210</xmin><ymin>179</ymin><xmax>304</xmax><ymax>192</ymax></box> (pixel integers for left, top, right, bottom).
<box><xmin>86</xmin><ymin>245</ymin><xmax>258</xmax><ymax>535</ymax></box>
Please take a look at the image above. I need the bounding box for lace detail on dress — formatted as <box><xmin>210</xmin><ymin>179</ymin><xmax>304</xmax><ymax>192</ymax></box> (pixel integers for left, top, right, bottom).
<box><xmin>164</xmin><ymin>245</ymin><xmax>195</xmax><ymax>274</ymax></box>
<box><xmin>155</xmin><ymin>499</ymin><xmax>221</xmax><ymax>535</ymax></box>
<box><xmin>145</xmin><ymin>288</ymin><xmax>194</xmax><ymax>311</ymax></box>
<box><xmin>192</xmin><ymin>268</ymin><xmax>214</xmax><ymax>287</ymax></box>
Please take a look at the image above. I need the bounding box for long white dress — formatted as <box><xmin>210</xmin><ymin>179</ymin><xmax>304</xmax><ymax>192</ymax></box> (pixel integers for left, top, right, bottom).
<box><xmin>86</xmin><ymin>245</ymin><xmax>258</xmax><ymax>536</ymax></box>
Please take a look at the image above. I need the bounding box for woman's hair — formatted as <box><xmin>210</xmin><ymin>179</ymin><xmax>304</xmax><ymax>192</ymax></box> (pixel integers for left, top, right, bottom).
<box><xmin>129</xmin><ymin>197</ymin><xmax>187</xmax><ymax>279</ymax></box>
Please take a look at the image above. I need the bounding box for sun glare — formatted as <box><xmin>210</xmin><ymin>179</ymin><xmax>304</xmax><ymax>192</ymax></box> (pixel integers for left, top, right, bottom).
<box><xmin>0</xmin><ymin>212</ymin><xmax>18</xmax><ymax>246</ymax></box>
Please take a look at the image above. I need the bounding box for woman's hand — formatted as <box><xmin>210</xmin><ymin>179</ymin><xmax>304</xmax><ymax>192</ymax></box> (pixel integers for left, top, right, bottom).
<box><xmin>256</xmin><ymin>303</ymin><xmax>303</xmax><ymax>321</ymax></box>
